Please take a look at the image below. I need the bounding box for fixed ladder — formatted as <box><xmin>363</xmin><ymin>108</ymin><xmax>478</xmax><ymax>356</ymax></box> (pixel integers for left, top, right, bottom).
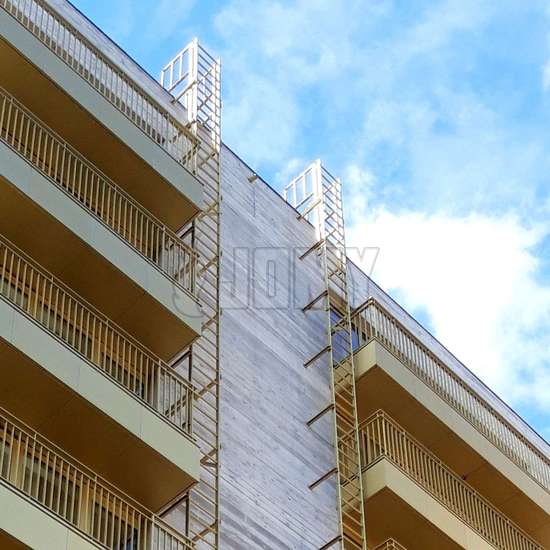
<box><xmin>284</xmin><ymin>160</ymin><xmax>367</xmax><ymax>550</ymax></box>
<box><xmin>161</xmin><ymin>40</ymin><xmax>222</xmax><ymax>550</ymax></box>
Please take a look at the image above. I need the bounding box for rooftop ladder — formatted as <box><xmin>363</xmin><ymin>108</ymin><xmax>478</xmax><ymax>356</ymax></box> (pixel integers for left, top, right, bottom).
<box><xmin>284</xmin><ymin>160</ymin><xmax>367</xmax><ymax>550</ymax></box>
<box><xmin>161</xmin><ymin>40</ymin><xmax>221</xmax><ymax>550</ymax></box>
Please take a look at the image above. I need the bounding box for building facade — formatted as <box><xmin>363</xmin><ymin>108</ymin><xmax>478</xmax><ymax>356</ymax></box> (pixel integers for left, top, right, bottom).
<box><xmin>0</xmin><ymin>1</ymin><xmax>548</xmax><ymax>549</ymax></box>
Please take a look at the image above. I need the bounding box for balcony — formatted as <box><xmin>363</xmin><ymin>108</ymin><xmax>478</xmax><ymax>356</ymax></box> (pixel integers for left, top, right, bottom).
<box><xmin>0</xmin><ymin>87</ymin><xmax>201</xmax><ymax>357</ymax></box>
<box><xmin>353</xmin><ymin>298</ymin><xmax>550</xmax><ymax>544</ymax></box>
<box><xmin>0</xmin><ymin>408</ymin><xmax>194</xmax><ymax>550</ymax></box>
<box><xmin>0</xmin><ymin>87</ymin><xmax>197</xmax><ymax>295</ymax></box>
<box><xmin>0</xmin><ymin>0</ymin><xmax>202</xmax><ymax>230</ymax></box>
<box><xmin>361</xmin><ymin>411</ymin><xmax>542</xmax><ymax>550</ymax></box>
<box><xmin>0</xmin><ymin>235</ymin><xmax>200</xmax><ymax>509</ymax></box>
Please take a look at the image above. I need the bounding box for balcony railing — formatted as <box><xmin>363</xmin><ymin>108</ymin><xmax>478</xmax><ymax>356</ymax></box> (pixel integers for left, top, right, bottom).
<box><xmin>0</xmin><ymin>407</ymin><xmax>193</xmax><ymax>550</ymax></box>
<box><xmin>361</xmin><ymin>411</ymin><xmax>543</xmax><ymax>550</ymax></box>
<box><xmin>372</xmin><ymin>540</ymin><xmax>407</xmax><ymax>550</ymax></box>
<box><xmin>0</xmin><ymin>87</ymin><xmax>197</xmax><ymax>295</ymax></box>
<box><xmin>0</xmin><ymin>0</ymin><xmax>199</xmax><ymax>171</ymax></box>
<box><xmin>352</xmin><ymin>298</ymin><xmax>550</xmax><ymax>492</ymax></box>
<box><xmin>0</xmin><ymin>235</ymin><xmax>193</xmax><ymax>436</ymax></box>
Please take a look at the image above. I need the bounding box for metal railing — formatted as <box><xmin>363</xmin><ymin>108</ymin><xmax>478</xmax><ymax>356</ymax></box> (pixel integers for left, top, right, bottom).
<box><xmin>0</xmin><ymin>0</ymin><xmax>199</xmax><ymax>171</ymax></box>
<box><xmin>372</xmin><ymin>540</ymin><xmax>407</xmax><ymax>550</ymax></box>
<box><xmin>361</xmin><ymin>411</ymin><xmax>543</xmax><ymax>550</ymax></box>
<box><xmin>0</xmin><ymin>408</ymin><xmax>194</xmax><ymax>550</ymax></box>
<box><xmin>0</xmin><ymin>87</ymin><xmax>197</xmax><ymax>295</ymax></box>
<box><xmin>352</xmin><ymin>298</ymin><xmax>550</xmax><ymax>492</ymax></box>
<box><xmin>0</xmin><ymin>235</ymin><xmax>193</xmax><ymax>436</ymax></box>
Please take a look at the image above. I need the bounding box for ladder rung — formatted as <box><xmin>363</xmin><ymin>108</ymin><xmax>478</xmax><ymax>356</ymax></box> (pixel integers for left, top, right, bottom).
<box><xmin>294</xmin><ymin>191</ymin><xmax>315</xmax><ymax>210</ymax></box>
<box><xmin>309</xmin><ymin>467</ymin><xmax>337</xmax><ymax>490</ymax></box>
<box><xmin>304</xmin><ymin>345</ymin><xmax>330</xmax><ymax>368</ymax></box>
<box><xmin>331</xmin><ymin>317</ymin><xmax>349</xmax><ymax>333</ymax></box>
<box><xmin>298</xmin><ymin>197</ymin><xmax>322</xmax><ymax>220</ymax></box>
<box><xmin>335</xmin><ymin>407</ymin><xmax>355</xmax><ymax>427</ymax></box>
<box><xmin>299</xmin><ymin>238</ymin><xmax>325</xmax><ymax>260</ymax></box>
<box><xmin>307</xmin><ymin>403</ymin><xmax>334</xmax><ymax>426</ymax></box>
<box><xmin>343</xmin><ymin>532</ymin><xmax>363</xmax><ymax>549</ymax></box>
<box><xmin>303</xmin><ymin>290</ymin><xmax>328</xmax><ymax>312</ymax></box>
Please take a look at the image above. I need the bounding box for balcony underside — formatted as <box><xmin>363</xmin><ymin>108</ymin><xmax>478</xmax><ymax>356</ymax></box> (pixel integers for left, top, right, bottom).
<box><xmin>355</xmin><ymin>340</ymin><xmax>550</xmax><ymax>546</ymax></box>
<box><xmin>0</xmin><ymin>11</ymin><xmax>202</xmax><ymax>231</ymax></box>
<box><xmin>0</xmin><ymin>526</ymin><xmax>30</xmax><ymax>550</ymax></box>
<box><xmin>0</xmin><ymin>147</ymin><xmax>201</xmax><ymax>359</ymax></box>
<box><xmin>364</xmin><ymin>459</ymin><xmax>490</xmax><ymax>550</ymax></box>
<box><xmin>0</xmin><ymin>304</ymin><xmax>200</xmax><ymax>512</ymax></box>
<box><xmin>0</xmin><ymin>484</ymin><xmax>96</xmax><ymax>550</ymax></box>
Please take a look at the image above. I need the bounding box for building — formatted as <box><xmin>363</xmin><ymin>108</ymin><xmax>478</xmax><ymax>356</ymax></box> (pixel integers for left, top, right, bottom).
<box><xmin>0</xmin><ymin>1</ymin><xmax>548</xmax><ymax>549</ymax></box>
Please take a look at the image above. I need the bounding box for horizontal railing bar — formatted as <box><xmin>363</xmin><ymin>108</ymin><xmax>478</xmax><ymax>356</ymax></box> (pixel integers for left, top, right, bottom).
<box><xmin>0</xmin><ymin>0</ymin><xmax>200</xmax><ymax>171</ymax></box>
<box><xmin>0</xmin><ymin>233</ymin><xmax>194</xmax><ymax>437</ymax></box>
<box><xmin>352</xmin><ymin>297</ymin><xmax>550</xmax><ymax>492</ymax></box>
<box><xmin>0</xmin><ymin>405</ymin><xmax>194</xmax><ymax>550</ymax></box>
<box><xmin>361</xmin><ymin>411</ymin><xmax>543</xmax><ymax>550</ymax></box>
<box><xmin>0</xmin><ymin>86</ymin><xmax>198</xmax><ymax>296</ymax></box>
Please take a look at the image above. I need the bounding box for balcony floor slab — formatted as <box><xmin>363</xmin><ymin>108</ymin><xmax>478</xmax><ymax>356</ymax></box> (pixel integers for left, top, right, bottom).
<box><xmin>0</xmin><ymin>299</ymin><xmax>200</xmax><ymax>511</ymax></box>
<box><xmin>356</xmin><ymin>339</ymin><xmax>550</xmax><ymax>546</ymax></box>
<box><xmin>364</xmin><ymin>458</ymin><xmax>491</xmax><ymax>550</ymax></box>
<box><xmin>0</xmin><ymin>483</ymin><xmax>98</xmax><ymax>550</ymax></box>
<box><xmin>0</xmin><ymin>141</ymin><xmax>201</xmax><ymax>358</ymax></box>
<box><xmin>0</xmin><ymin>8</ymin><xmax>202</xmax><ymax>230</ymax></box>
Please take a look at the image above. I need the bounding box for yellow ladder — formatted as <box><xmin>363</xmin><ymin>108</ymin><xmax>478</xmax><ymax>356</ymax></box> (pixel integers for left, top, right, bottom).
<box><xmin>285</xmin><ymin>160</ymin><xmax>367</xmax><ymax>550</ymax></box>
<box><xmin>161</xmin><ymin>40</ymin><xmax>222</xmax><ymax>550</ymax></box>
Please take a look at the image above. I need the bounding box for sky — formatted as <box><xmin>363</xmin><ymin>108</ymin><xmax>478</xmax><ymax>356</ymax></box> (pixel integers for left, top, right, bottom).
<box><xmin>71</xmin><ymin>0</ymin><xmax>550</xmax><ymax>441</ymax></box>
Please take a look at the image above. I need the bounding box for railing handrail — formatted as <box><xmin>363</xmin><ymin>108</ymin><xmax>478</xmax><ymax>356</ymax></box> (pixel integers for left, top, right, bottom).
<box><xmin>0</xmin><ymin>0</ymin><xmax>200</xmax><ymax>170</ymax></box>
<box><xmin>0</xmin><ymin>406</ymin><xmax>194</xmax><ymax>549</ymax></box>
<box><xmin>361</xmin><ymin>410</ymin><xmax>543</xmax><ymax>550</ymax></box>
<box><xmin>352</xmin><ymin>297</ymin><xmax>550</xmax><ymax>492</ymax></box>
<box><xmin>0</xmin><ymin>86</ymin><xmax>198</xmax><ymax>296</ymax></box>
<box><xmin>0</xmin><ymin>234</ymin><xmax>195</xmax><ymax>436</ymax></box>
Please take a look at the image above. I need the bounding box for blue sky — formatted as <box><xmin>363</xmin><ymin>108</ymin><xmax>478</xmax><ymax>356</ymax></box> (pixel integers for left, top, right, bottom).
<box><xmin>71</xmin><ymin>0</ymin><xmax>550</xmax><ymax>440</ymax></box>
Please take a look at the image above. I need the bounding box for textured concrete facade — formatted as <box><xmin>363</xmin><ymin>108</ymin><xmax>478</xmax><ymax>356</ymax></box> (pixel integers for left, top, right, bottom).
<box><xmin>217</xmin><ymin>147</ymin><xmax>339</xmax><ymax>548</ymax></box>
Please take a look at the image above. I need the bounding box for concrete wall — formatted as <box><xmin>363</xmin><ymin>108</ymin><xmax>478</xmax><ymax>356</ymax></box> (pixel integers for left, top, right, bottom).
<box><xmin>216</xmin><ymin>147</ymin><xmax>339</xmax><ymax>549</ymax></box>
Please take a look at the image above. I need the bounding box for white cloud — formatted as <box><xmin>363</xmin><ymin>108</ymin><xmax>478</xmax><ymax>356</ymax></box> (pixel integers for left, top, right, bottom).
<box><xmin>359</xmin><ymin>89</ymin><xmax>548</xmax><ymax>215</ymax></box>
<box><xmin>213</xmin><ymin>0</ymin><xmax>386</xmax><ymax>166</ymax></box>
<box><xmin>344</xmin><ymin>164</ymin><xmax>376</xmax><ymax>217</ymax></box>
<box><xmin>347</xmin><ymin>204</ymin><xmax>550</xmax><ymax>413</ymax></box>
<box><xmin>221</xmin><ymin>72</ymin><xmax>300</xmax><ymax>168</ymax></box>
<box><xmin>210</xmin><ymin>0</ymin><xmax>550</xmax><ymax>431</ymax></box>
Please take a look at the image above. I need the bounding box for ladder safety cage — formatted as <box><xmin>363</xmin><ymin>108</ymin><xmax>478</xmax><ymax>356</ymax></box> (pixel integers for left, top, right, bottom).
<box><xmin>284</xmin><ymin>160</ymin><xmax>367</xmax><ymax>550</ymax></box>
<box><xmin>161</xmin><ymin>39</ymin><xmax>221</xmax><ymax>550</ymax></box>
